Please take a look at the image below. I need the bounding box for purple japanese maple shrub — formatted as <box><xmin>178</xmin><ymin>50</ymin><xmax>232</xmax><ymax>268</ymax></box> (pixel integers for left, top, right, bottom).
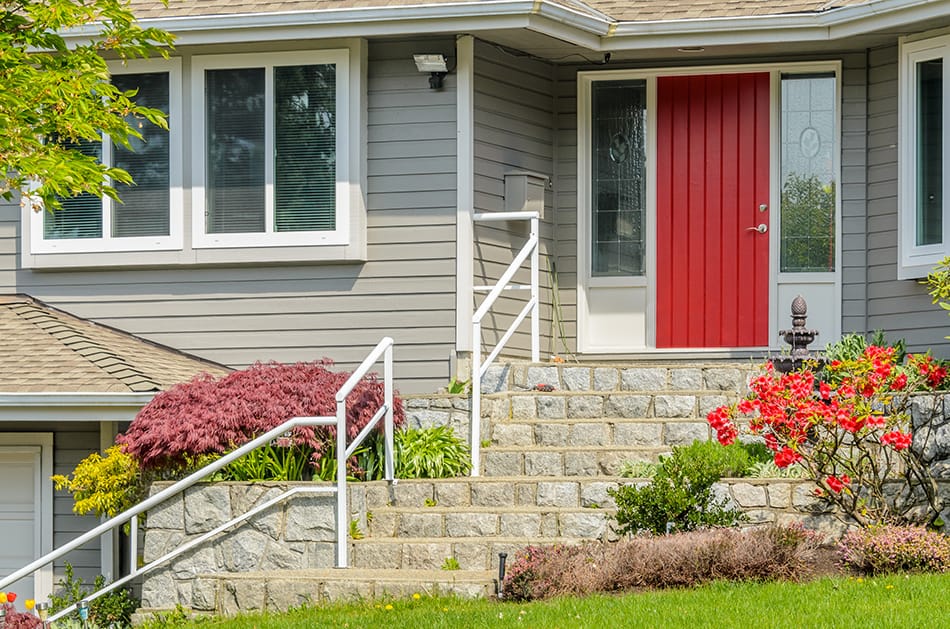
<box><xmin>117</xmin><ymin>361</ymin><xmax>404</xmax><ymax>470</ymax></box>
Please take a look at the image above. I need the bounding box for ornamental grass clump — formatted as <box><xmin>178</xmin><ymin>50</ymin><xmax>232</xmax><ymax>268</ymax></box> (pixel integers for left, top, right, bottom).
<box><xmin>706</xmin><ymin>345</ymin><xmax>946</xmax><ymax>527</ymax></box>
<box><xmin>503</xmin><ymin>525</ymin><xmax>820</xmax><ymax>601</ymax></box>
<box><xmin>838</xmin><ymin>525</ymin><xmax>950</xmax><ymax>575</ymax></box>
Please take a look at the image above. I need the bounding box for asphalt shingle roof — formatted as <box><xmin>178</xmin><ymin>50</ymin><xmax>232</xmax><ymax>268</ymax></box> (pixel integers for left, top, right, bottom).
<box><xmin>126</xmin><ymin>0</ymin><xmax>875</xmax><ymax>22</ymax></box>
<box><xmin>0</xmin><ymin>295</ymin><xmax>230</xmax><ymax>393</ymax></box>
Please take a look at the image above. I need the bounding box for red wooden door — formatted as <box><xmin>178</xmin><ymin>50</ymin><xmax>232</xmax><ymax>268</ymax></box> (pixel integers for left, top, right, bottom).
<box><xmin>655</xmin><ymin>73</ymin><xmax>770</xmax><ymax>348</ymax></box>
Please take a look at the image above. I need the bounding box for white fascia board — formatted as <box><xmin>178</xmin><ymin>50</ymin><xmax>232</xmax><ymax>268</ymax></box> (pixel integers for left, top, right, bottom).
<box><xmin>62</xmin><ymin>1</ymin><xmax>610</xmax><ymax>47</ymax></box>
<box><xmin>606</xmin><ymin>0</ymin><xmax>950</xmax><ymax>49</ymax></box>
<box><xmin>0</xmin><ymin>392</ymin><xmax>155</xmax><ymax>421</ymax></box>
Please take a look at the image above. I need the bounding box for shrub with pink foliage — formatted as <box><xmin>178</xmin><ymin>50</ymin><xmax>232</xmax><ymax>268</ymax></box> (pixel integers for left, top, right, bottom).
<box><xmin>837</xmin><ymin>525</ymin><xmax>950</xmax><ymax>575</ymax></box>
<box><xmin>118</xmin><ymin>361</ymin><xmax>404</xmax><ymax>470</ymax></box>
<box><xmin>0</xmin><ymin>603</ymin><xmax>40</xmax><ymax>629</ymax></box>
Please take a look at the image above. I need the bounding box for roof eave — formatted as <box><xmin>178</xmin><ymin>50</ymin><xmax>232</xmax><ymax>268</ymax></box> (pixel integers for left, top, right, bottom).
<box><xmin>0</xmin><ymin>392</ymin><xmax>156</xmax><ymax>421</ymax></box>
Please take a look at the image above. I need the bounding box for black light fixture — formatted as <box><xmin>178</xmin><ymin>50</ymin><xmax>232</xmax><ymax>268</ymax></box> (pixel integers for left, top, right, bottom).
<box><xmin>413</xmin><ymin>53</ymin><xmax>449</xmax><ymax>89</ymax></box>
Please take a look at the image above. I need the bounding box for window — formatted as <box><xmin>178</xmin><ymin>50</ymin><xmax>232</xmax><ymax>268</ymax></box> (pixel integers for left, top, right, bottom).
<box><xmin>590</xmin><ymin>79</ymin><xmax>647</xmax><ymax>276</ymax></box>
<box><xmin>900</xmin><ymin>35</ymin><xmax>950</xmax><ymax>278</ymax></box>
<box><xmin>780</xmin><ymin>73</ymin><xmax>837</xmax><ymax>273</ymax></box>
<box><xmin>30</xmin><ymin>59</ymin><xmax>182</xmax><ymax>253</ymax></box>
<box><xmin>191</xmin><ymin>51</ymin><xmax>350</xmax><ymax>248</ymax></box>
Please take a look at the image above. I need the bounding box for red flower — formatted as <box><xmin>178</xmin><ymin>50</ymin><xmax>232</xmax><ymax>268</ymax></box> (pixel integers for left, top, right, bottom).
<box><xmin>825</xmin><ymin>475</ymin><xmax>845</xmax><ymax>493</ymax></box>
<box><xmin>774</xmin><ymin>446</ymin><xmax>801</xmax><ymax>468</ymax></box>
<box><xmin>819</xmin><ymin>381</ymin><xmax>832</xmax><ymax>400</ymax></box>
<box><xmin>881</xmin><ymin>430</ymin><xmax>912</xmax><ymax>451</ymax></box>
<box><xmin>891</xmin><ymin>373</ymin><xmax>908</xmax><ymax>391</ymax></box>
<box><xmin>7</xmin><ymin>592</ymin><xmax>16</xmax><ymax>602</ymax></box>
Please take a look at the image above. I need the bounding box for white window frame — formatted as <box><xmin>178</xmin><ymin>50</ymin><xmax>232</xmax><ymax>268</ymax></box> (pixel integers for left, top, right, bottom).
<box><xmin>27</xmin><ymin>58</ymin><xmax>183</xmax><ymax>254</ymax></box>
<box><xmin>191</xmin><ymin>50</ymin><xmax>351</xmax><ymax>249</ymax></box>
<box><xmin>899</xmin><ymin>34</ymin><xmax>950</xmax><ymax>279</ymax></box>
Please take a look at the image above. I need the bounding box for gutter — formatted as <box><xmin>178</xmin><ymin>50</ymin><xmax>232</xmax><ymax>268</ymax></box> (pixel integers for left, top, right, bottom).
<box><xmin>0</xmin><ymin>392</ymin><xmax>156</xmax><ymax>407</ymax></box>
<box><xmin>58</xmin><ymin>0</ymin><xmax>950</xmax><ymax>55</ymax></box>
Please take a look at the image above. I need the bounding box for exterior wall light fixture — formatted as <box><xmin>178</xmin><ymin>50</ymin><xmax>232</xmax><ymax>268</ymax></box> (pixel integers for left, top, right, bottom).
<box><xmin>413</xmin><ymin>53</ymin><xmax>449</xmax><ymax>89</ymax></box>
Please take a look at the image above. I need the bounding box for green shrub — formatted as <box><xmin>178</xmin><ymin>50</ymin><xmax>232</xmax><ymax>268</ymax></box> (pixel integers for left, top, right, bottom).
<box><xmin>49</xmin><ymin>563</ymin><xmax>139</xmax><ymax>628</ymax></box>
<box><xmin>395</xmin><ymin>425</ymin><xmax>471</xmax><ymax>478</ymax></box>
<box><xmin>608</xmin><ymin>440</ymin><xmax>748</xmax><ymax>535</ymax></box>
<box><xmin>220</xmin><ymin>442</ymin><xmax>314</xmax><ymax>481</ymax></box>
<box><xmin>838</xmin><ymin>525</ymin><xmax>950</xmax><ymax>575</ymax></box>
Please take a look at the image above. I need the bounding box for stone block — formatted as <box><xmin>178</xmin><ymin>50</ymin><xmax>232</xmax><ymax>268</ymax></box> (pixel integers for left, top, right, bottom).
<box><xmin>397</xmin><ymin>512</ymin><xmax>444</xmax><ymax>537</ymax></box>
<box><xmin>511</xmin><ymin>396</ymin><xmax>538</xmax><ymax>419</ymax></box>
<box><xmin>654</xmin><ymin>395</ymin><xmax>697</xmax><ymax>418</ymax></box>
<box><xmin>284</xmin><ymin>496</ymin><xmax>336</xmax><ymax>542</ymax></box>
<box><xmin>562</xmin><ymin>367</ymin><xmax>591</xmax><ymax>391</ymax></box>
<box><xmin>596</xmin><ymin>451</ymin><xmax>629</xmax><ymax>475</ymax></box>
<box><xmin>184</xmin><ymin>485</ymin><xmax>232</xmax><ymax>534</ymax></box>
<box><xmin>435</xmin><ymin>481</ymin><xmax>471</xmax><ymax>507</ymax></box>
<box><xmin>363</xmin><ymin>482</ymin><xmax>395</xmax><ymax>507</ymax></box>
<box><xmin>259</xmin><ymin>542</ymin><xmax>304</xmax><ymax>571</ymax></box>
<box><xmin>482</xmin><ymin>451</ymin><xmax>522</xmax><ymax>476</ymax></box>
<box><xmin>569</xmin><ymin>423</ymin><xmax>608</xmax><ymax>446</ymax></box>
<box><xmin>559</xmin><ymin>512</ymin><xmax>608</xmax><ymax>539</ymax></box>
<box><xmin>191</xmin><ymin>578</ymin><xmax>218</xmax><ymax>611</ymax></box>
<box><xmin>405</xmin><ymin>397</ymin><xmax>430</xmax><ymax>409</ymax></box>
<box><xmin>540</xmin><ymin>513</ymin><xmax>559</xmax><ymax>537</ymax></box>
<box><xmin>322</xmin><ymin>580</ymin><xmax>374</xmax><ymax>603</ymax></box>
<box><xmin>537</xmin><ymin>481</ymin><xmax>579</xmax><ymax>507</ymax></box>
<box><xmin>481</xmin><ymin>364</ymin><xmax>510</xmax><ymax>394</ymax></box>
<box><xmin>147</xmin><ymin>493</ymin><xmax>183</xmax><ymax>530</ymax></box>
<box><xmin>567</xmin><ymin>395</ymin><xmax>605</xmax><ymax>419</ymax></box>
<box><xmin>768</xmin><ymin>483</ymin><xmax>792</xmax><ymax>509</ymax></box>
<box><xmin>670</xmin><ymin>368</ymin><xmax>703</xmax><ymax>390</ymax></box>
<box><xmin>445</xmin><ymin>513</ymin><xmax>498</xmax><ymax>537</ymax></box>
<box><xmin>524</xmin><ymin>451</ymin><xmax>562</xmax><ymax>476</ymax></box>
<box><xmin>743</xmin><ymin>509</ymin><xmax>776</xmax><ymax>524</ymax></box>
<box><xmin>704</xmin><ymin>368</ymin><xmax>744</xmax><ymax>392</ymax></box>
<box><xmin>580</xmin><ymin>481</ymin><xmax>618</xmax><ymax>509</ymax></box>
<box><xmin>452</xmin><ymin>397</ymin><xmax>472</xmax><ymax>411</ymax></box>
<box><xmin>471</xmin><ymin>482</ymin><xmax>515</xmax><ymax>507</ymax></box>
<box><xmin>793</xmin><ymin>484</ymin><xmax>830</xmax><ymax>512</ymax></box>
<box><xmin>392</xmin><ymin>482</ymin><xmax>435</xmax><ymax>506</ymax></box>
<box><xmin>605</xmin><ymin>395</ymin><xmax>651</xmax><ymax>418</ymax></box>
<box><xmin>171</xmin><ymin>546</ymin><xmax>217</xmax><ymax>579</ymax></box>
<box><xmin>514</xmin><ymin>482</ymin><xmax>537</xmax><ymax>505</ymax></box>
<box><xmin>403</xmin><ymin>542</ymin><xmax>453</xmax><ymax>570</ymax></box>
<box><xmin>526</xmin><ymin>366</ymin><xmax>560</xmax><ymax>389</ymax></box>
<box><xmin>563</xmin><ymin>451</ymin><xmax>598</xmax><ymax>476</ymax></box>
<box><xmin>535</xmin><ymin>423</ymin><xmax>569</xmax><ymax>447</ymax></box>
<box><xmin>303</xmin><ymin>542</ymin><xmax>335</xmax><ymax>568</ymax></box>
<box><xmin>409</xmin><ymin>409</ymin><xmax>451</xmax><ymax>429</ymax></box>
<box><xmin>266</xmin><ymin>579</ymin><xmax>319</xmax><ymax>611</ymax></box>
<box><xmin>593</xmin><ymin>368</ymin><xmax>620</xmax><ymax>391</ymax></box>
<box><xmin>698</xmin><ymin>395</ymin><xmax>729</xmax><ymax>418</ymax></box>
<box><xmin>613</xmin><ymin>421</ymin><xmax>663</xmax><ymax>447</ymax></box>
<box><xmin>141</xmin><ymin>569</ymin><xmax>176</xmax><ymax>608</ymax></box>
<box><xmin>350</xmin><ymin>542</ymin><xmax>401</xmax><ymax>570</ymax></box>
<box><xmin>368</xmin><ymin>510</ymin><xmax>398</xmax><ymax>537</ymax></box>
<box><xmin>710</xmin><ymin>483</ymin><xmax>738</xmax><ymax>511</ymax></box>
<box><xmin>537</xmin><ymin>395</ymin><xmax>567</xmax><ymax>419</ymax></box>
<box><xmin>142</xmin><ymin>529</ymin><xmax>185</xmax><ymax>564</ymax></box>
<box><xmin>219</xmin><ymin>528</ymin><xmax>272</xmax><ymax>571</ymax></box>
<box><xmin>499</xmin><ymin>513</ymin><xmax>542</xmax><ymax>537</ymax></box>
<box><xmin>664</xmin><ymin>422</ymin><xmax>709</xmax><ymax>445</ymax></box>
<box><xmin>220</xmin><ymin>580</ymin><xmax>265</xmax><ymax>615</ymax></box>
<box><xmin>621</xmin><ymin>368</ymin><xmax>667</xmax><ymax>391</ymax></box>
<box><xmin>453</xmin><ymin>541</ymin><xmax>492</xmax><ymax>570</ymax></box>
<box><xmin>730</xmin><ymin>482</ymin><xmax>767</xmax><ymax>507</ymax></box>
<box><xmin>492</xmin><ymin>422</ymin><xmax>535</xmax><ymax>446</ymax></box>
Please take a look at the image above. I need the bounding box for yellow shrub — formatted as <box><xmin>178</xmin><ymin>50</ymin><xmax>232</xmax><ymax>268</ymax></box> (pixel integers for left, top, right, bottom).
<box><xmin>52</xmin><ymin>446</ymin><xmax>140</xmax><ymax>518</ymax></box>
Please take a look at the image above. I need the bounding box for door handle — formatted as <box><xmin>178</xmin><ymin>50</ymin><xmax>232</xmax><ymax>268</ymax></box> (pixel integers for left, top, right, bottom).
<box><xmin>746</xmin><ymin>224</ymin><xmax>768</xmax><ymax>234</ymax></box>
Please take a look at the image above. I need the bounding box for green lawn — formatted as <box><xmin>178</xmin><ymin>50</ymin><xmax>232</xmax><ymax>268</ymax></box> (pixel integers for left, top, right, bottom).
<box><xmin>141</xmin><ymin>572</ymin><xmax>950</xmax><ymax>629</ymax></box>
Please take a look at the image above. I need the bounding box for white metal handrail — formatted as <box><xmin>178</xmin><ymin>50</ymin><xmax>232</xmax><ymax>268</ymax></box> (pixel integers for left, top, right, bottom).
<box><xmin>471</xmin><ymin>211</ymin><xmax>539</xmax><ymax>476</ymax></box>
<box><xmin>0</xmin><ymin>337</ymin><xmax>395</xmax><ymax>620</ymax></box>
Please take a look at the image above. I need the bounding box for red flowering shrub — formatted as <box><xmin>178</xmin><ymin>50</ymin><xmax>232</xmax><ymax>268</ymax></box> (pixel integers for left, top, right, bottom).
<box><xmin>838</xmin><ymin>525</ymin><xmax>950</xmax><ymax>574</ymax></box>
<box><xmin>118</xmin><ymin>361</ymin><xmax>404</xmax><ymax>471</ymax></box>
<box><xmin>707</xmin><ymin>346</ymin><xmax>946</xmax><ymax>527</ymax></box>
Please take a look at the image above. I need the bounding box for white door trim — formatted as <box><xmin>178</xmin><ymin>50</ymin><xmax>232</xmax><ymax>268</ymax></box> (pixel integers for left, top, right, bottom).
<box><xmin>0</xmin><ymin>433</ymin><xmax>53</xmax><ymax>600</ymax></box>
<box><xmin>577</xmin><ymin>60</ymin><xmax>842</xmax><ymax>353</ymax></box>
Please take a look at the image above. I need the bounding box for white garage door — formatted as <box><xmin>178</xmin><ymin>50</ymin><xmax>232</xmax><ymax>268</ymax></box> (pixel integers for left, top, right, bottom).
<box><xmin>0</xmin><ymin>437</ymin><xmax>52</xmax><ymax>601</ymax></box>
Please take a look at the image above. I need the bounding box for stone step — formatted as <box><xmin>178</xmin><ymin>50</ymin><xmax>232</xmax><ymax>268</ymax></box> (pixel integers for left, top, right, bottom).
<box><xmin>483</xmin><ymin>391</ymin><xmax>735</xmax><ymax>421</ymax></box>
<box><xmin>482</xmin><ymin>362</ymin><xmax>753</xmax><ymax>395</ymax></box>
<box><xmin>353</xmin><ymin>477</ymin><xmax>621</xmax><ymax>511</ymax></box>
<box><xmin>481</xmin><ymin>445</ymin><xmax>667</xmax><ymax>476</ymax></box>
<box><xmin>349</xmin><ymin>537</ymin><xmax>606</xmax><ymax>571</ymax></box>
<box><xmin>137</xmin><ymin>568</ymin><xmax>496</xmax><ymax>617</ymax></box>
<box><xmin>360</xmin><ymin>505</ymin><xmax>616</xmax><ymax>540</ymax></box>
<box><xmin>490</xmin><ymin>418</ymin><xmax>710</xmax><ymax>449</ymax></box>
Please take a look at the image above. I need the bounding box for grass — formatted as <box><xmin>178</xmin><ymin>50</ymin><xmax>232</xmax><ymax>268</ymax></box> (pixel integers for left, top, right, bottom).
<box><xmin>142</xmin><ymin>572</ymin><xmax>950</xmax><ymax>629</ymax></box>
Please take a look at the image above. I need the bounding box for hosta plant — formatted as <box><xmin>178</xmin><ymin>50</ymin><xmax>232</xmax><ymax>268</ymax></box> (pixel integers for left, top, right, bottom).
<box><xmin>707</xmin><ymin>346</ymin><xmax>946</xmax><ymax>527</ymax></box>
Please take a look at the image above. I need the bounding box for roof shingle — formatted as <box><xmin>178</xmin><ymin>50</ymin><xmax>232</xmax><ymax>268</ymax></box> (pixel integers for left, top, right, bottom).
<box><xmin>0</xmin><ymin>295</ymin><xmax>230</xmax><ymax>393</ymax></box>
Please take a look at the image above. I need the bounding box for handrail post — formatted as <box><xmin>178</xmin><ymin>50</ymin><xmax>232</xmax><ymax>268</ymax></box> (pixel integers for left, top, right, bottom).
<box><xmin>471</xmin><ymin>320</ymin><xmax>482</xmax><ymax>477</ymax></box>
<box><xmin>530</xmin><ymin>214</ymin><xmax>540</xmax><ymax>363</ymax></box>
<box><xmin>384</xmin><ymin>343</ymin><xmax>395</xmax><ymax>481</ymax></box>
<box><xmin>336</xmin><ymin>396</ymin><xmax>348</xmax><ymax>568</ymax></box>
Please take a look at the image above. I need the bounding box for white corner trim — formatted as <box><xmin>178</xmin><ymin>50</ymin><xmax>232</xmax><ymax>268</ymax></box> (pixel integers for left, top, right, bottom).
<box><xmin>456</xmin><ymin>35</ymin><xmax>475</xmax><ymax>354</ymax></box>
